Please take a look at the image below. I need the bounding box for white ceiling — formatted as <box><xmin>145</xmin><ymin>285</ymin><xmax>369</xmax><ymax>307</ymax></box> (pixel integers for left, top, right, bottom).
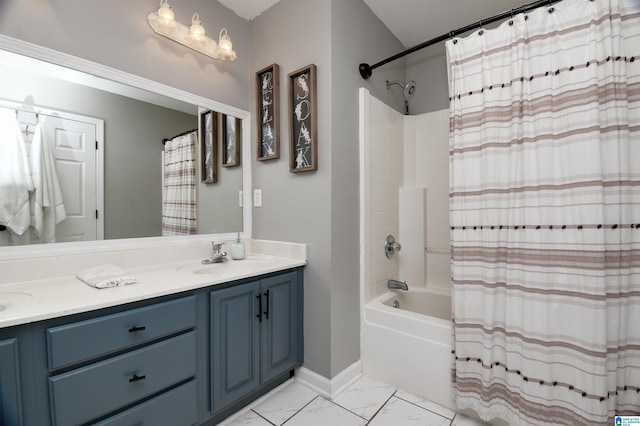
<box><xmin>217</xmin><ymin>0</ymin><xmax>534</xmax><ymax>47</ymax></box>
<box><xmin>216</xmin><ymin>0</ymin><xmax>283</xmax><ymax>21</ymax></box>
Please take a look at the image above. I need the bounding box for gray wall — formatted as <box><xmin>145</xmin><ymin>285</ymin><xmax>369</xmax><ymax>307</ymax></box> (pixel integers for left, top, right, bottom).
<box><xmin>250</xmin><ymin>0</ymin><xmax>404</xmax><ymax>378</ymax></box>
<box><xmin>0</xmin><ymin>64</ymin><xmax>196</xmax><ymax>239</ymax></box>
<box><xmin>329</xmin><ymin>0</ymin><xmax>405</xmax><ymax>377</ymax></box>
<box><xmin>405</xmin><ymin>44</ymin><xmax>450</xmax><ymax>115</ymax></box>
<box><xmin>250</xmin><ymin>0</ymin><xmax>334</xmax><ymax>379</ymax></box>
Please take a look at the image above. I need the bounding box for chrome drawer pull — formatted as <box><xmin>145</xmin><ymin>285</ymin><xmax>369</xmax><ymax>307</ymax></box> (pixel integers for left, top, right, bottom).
<box><xmin>128</xmin><ymin>325</ymin><xmax>146</xmax><ymax>333</ymax></box>
<box><xmin>129</xmin><ymin>373</ymin><xmax>146</xmax><ymax>383</ymax></box>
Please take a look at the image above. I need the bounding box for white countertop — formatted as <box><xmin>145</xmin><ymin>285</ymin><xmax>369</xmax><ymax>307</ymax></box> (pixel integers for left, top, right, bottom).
<box><xmin>0</xmin><ymin>240</ymin><xmax>306</xmax><ymax>328</ymax></box>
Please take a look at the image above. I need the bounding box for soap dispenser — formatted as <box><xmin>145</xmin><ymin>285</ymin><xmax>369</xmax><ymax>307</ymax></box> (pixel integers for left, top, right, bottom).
<box><xmin>231</xmin><ymin>233</ymin><xmax>246</xmax><ymax>260</ymax></box>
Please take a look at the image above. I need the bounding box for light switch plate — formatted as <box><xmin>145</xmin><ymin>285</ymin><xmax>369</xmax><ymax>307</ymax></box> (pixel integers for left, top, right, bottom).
<box><xmin>253</xmin><ymin>189</ymin><xmax>262</xmax><ymax>207</ymax></box>
<box><xmin>239</xmin><ymin>190</ymin><xmax>243</xmax><ymax>207</ymax></box>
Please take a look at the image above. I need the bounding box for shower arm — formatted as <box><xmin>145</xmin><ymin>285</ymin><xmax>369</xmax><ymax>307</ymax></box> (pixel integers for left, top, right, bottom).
<box><xmin>385</xmin><ymin>80</ymin><xmax>416</xmax><ymax>105</ymax></box>
<box><xmin>386</xmin><ymin>80</ymin><xmax>403</xmax><ymax>90</ymax></box>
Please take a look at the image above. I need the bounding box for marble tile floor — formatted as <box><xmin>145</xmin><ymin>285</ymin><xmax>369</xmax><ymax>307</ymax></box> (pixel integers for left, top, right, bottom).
<box><xmin>218</xmin><ymin>375</ymin><xmax>488</xmax><ymax>426</ymax></box>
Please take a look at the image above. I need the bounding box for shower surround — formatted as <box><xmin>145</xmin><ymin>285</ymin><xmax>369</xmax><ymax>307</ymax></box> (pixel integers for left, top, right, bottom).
<box><xmin>359</xmin><ymin>87</ymin><xmax>453</xmax><ymax>407</ymax></box>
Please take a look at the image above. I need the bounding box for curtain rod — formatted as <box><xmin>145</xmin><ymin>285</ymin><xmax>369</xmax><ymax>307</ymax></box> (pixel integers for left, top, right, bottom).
<box><xmin>162</xmin><ymin>128</ymin><xmax>198</xmax><ymax>145</ymax></box>
<box><xmin>359</xmin><ymin>0</ymin><xmax>564</xmax><ymax>79</ymax></box>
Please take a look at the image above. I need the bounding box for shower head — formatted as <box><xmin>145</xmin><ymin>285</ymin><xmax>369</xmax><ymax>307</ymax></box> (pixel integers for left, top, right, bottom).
<box><xmin>404</xmin><ymin>80</ymin><xmax>416</xmax><ymax>99</ymax></box>
<box><xmin>385</xmin><ymin>80</ymin><xmax>417</xmax><ymax>100</ymax></box>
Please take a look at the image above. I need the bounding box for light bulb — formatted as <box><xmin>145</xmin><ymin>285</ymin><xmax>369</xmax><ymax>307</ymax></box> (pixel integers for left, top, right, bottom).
<box><xmin>218</xmin><ymin>38</ymin><xmax>232</xmax><ymax>52</ymax></box>
<box><xmin>190</xmin><ymin>13</ymin><xmax>206</xmax><ymax>40</ymax></box>
<box><xmin>216</xmin><ymin>28</ymin><xmax>236</xmax><ymax>60</ymax></box>
<box><xmin>218</xmin><ymin>28</ymin><xmax>232</xmax><ymax>51</ymax></box>
<box><xmin>157</xmin><ymin>0</ymin><xmax>174</xmax><ymax>27</ymax></box>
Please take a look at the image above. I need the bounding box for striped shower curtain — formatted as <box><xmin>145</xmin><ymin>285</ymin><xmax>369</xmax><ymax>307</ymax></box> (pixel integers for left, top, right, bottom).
<box><xmin>447</xmin><ymin>0</ymin><xmax>640</xmax><ymax>424</ymax></box>
<box><xmin>162</xmin><ymin>131</ymin><xmax>197</xmax><ymax>236</ymax></box>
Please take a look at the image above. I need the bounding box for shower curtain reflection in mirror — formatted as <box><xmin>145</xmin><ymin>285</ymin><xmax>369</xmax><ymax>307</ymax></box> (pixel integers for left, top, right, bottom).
<box><xmin>162</xmin><ymin>131</ymin><xmax>197</xmax><ymax>236</ymax></box>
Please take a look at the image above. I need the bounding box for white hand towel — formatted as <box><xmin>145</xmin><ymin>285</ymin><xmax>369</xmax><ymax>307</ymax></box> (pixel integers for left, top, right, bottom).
<box><xmin>76</xmin><ymin>264</ymin><xmax>138</xmax><ymax>289</ymax></box>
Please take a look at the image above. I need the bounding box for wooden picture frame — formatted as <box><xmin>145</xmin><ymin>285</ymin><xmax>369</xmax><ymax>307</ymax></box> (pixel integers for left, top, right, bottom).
<box><xmin>288</xmin><ymin>64</ymin><xmax>317</xmax><ymax>172</ymax></box>
<box><xmin>200</xmin><ymin>109</ymin><xmax>217</xmax><ymax>183</ymax></box>
<box><xmin>222</xmin><ymin>114</ymin><xmax>241</xmax><ymax>168</ymax></box>
<box><xmin>256</xmin><ymin>63</ymin><xmax>279</xmax><ymax>161</ymax></box>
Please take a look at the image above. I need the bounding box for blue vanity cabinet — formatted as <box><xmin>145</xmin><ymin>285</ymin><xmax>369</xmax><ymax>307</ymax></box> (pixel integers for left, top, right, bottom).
<box><xmin>210</xmin><ymin>282</ymin><xmax>261</xmax><ymax>410</ymax></box>
<box><xmin>0</xmin><ymin>266</ymin><xmax>304</xmax><ymax>426</ymax></box>
<box><xmin>46</xmin><ymin>295</ymin><xmax>198</xmax><ymax>426</ymax></box>
<box><xmin>46</xmin><ymin>296</ymin><xmax>197</xmax><ymax>370</ymax></box>
<box><xmin>260</xmin><ymin>272</ymin><xmax>302</xmax><ymax>382</ymax></box>
<box><xmin>0</xmin><ymin>337</ymin><xmax>23</xmax><ymax>426</ymax></box>
<box><xmin>210</xmin><ymin>269</ymin><xmax>303</xmax><ymax>416</ymax></box>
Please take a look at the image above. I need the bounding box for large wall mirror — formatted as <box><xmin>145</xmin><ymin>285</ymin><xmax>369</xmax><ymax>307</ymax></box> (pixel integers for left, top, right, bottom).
<box><xmin>0</xmin><ymin>36</ymin><xmax>252</xmax><ymax>258</ymax></box>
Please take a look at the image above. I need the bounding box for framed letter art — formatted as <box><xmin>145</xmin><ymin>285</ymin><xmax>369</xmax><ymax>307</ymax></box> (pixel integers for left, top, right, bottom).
<box><xmin>200</xmin><ymin>109</ymin><xmax>217</xmax><ymax>183</ymax></box>
<box><xmin>222</xmin><ymin>114</ymin><xmax>241</xmax><ymax>167</ymax></box>
<box><xmin>256</xmin><ymin>64</ymin><xmax>279</xmax><ymax>161</ymax></box>
<box><xmin>288</xmin><ymin>64</ymin><xmax>317</xmax><ymax>173</ymax></box>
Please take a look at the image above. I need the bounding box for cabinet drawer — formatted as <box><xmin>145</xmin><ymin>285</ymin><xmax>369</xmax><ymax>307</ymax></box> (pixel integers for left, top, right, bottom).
<box><xmin>94</xmin><ymin>380</ymin><xmax>197</xmax><ymax>426</ymax></box>
<box><xmin>49</xmin><ymin>331</ymin><xmax>196</xmax><ymax>426</ymax></box>
<box><xmin>47</xmin><ymin>295</ymin><xmax>196</xmax><ymax>370</ymax></box>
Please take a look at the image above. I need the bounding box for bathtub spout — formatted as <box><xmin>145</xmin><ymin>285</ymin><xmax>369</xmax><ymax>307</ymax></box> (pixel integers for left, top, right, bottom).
<box><xmin>387</xmin><ymin>279</ymin><xmax>408</xmax><ymax>291</ymax></box>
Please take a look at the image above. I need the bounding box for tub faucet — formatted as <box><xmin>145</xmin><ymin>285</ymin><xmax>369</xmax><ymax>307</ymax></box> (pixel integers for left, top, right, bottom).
<box><xmin>387</xmin><ymin>279</ymin><xmax>408</xmax><ymax>291</ymax></box>
<box><xmin>202</xmin><ymin>242</ymin><xmax>228</xmax><ymax>264</ymax></box>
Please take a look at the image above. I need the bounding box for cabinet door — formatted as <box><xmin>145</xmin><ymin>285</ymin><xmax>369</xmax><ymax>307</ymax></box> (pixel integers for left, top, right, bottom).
<box><xmin>210</xmin><ymin>282</ymin><xmax>260</xmax><ymax>412</ymax></box>
<box><xmin>0</xmin><ymin>338</ymin><xmax>23</xmax><ymax>426</ymax></box>
<box><xmin>260</xmin><ymin>271</ymin><xmax>299</xmax><ymax>383</ymax></box>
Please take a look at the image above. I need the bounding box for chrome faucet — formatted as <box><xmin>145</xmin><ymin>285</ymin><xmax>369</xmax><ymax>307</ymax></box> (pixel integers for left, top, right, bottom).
<box><xmin>387</xmin><ymin>279</ymin><xmax>408</xmax><ymax>291</ymax></box>
<box><xmin>202</xmin><ymin>242</ymin><xmax>228</xmax><ymax>264</ymax></box>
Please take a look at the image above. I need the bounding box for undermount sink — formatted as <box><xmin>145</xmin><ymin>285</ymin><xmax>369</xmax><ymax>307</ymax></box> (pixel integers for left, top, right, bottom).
<box><xmin>174</xmin><ymin>256</ymin><xmax>274</xmax><ymax>275</ymax></box>
<box><xmin>191</xmin><ymin>258</ymin><xmax>272</xmax><ymax>275</ymax></box>
<box><xmin>0</xmin><ymin>291</ymin><xmax>34</xmax><ymax>312</ymax></box>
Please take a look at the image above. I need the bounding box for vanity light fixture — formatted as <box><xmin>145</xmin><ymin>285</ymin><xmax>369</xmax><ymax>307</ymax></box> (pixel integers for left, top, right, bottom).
<box><xmin>147</xmin><ymin>0</ymin><xmax>237</xmax><ymax>61</ymax></box>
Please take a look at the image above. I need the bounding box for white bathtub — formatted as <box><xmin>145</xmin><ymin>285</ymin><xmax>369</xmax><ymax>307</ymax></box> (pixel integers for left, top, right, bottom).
<box><xmin>362</xmin><ymin>287</ymin><xmax>455</xmax><ymax>410</ymax></box>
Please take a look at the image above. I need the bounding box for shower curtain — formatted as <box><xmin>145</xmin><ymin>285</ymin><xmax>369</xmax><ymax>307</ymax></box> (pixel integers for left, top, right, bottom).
<box><xmin>162</xmin><ymin>131</ymin><xmax>197</xmax><ymax>236</ymax></box>
<box><xmin>447</xmin><ymin>0</ymin><xmax>639</xmax><ymax>424</ymax></box>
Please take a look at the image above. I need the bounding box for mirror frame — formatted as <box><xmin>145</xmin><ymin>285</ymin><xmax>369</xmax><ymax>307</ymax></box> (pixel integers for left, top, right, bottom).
<box><xmin>0</xmin><ymin>35</ymin><xmax>252</xmax><ymax>261</ymax></box>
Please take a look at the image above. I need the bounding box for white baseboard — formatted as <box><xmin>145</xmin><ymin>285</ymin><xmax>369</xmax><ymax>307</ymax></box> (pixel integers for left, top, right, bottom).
<box><xmin>295</xmin><ymin>360</ymin><xmax>363</xmax><ymax>400</ymax></box>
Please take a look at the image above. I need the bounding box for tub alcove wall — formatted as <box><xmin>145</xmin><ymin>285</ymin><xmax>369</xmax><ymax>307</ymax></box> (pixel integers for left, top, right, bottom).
<box><xmin>359</xmin><ymin>87</ymin><xmax>454</xmax><ymax>409</ymax></box>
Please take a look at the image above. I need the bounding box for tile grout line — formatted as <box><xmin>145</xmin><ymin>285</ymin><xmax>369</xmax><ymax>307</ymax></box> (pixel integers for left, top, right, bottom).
<box><xmin>250</xmin><ymin>409</ymin><xmax>278</xmax><ymax>426</ymax></box>
<box><xmin>320</xmin><ymin>394</ymin><xmax>376</xmax><ymax>425</ymax></box>
<box><xmin>328</xmin><ymin>386</ymin><xmax>396</xmax><ymax>423</ymax></box>
<box><xmin>329</xmin><ymin>399</ymin><xmax>371</xmax><ymax>423</ymax></box>
<box><xmin>363</xmin><ymin>389</ymin><xmax>398</xmax><ymax>425</ymax></box>
<box><xmin>450</xmin><ymin>412</ymin><xmax>460</xmax><ymax>426</ymax></box>
<box><xmin>393</xmin><ymin>393</ymin><xmax>455</xmax><ymax>422</ymax></box>
<box><xmin>279</xmin><ymin>395</ymin><xmax>320</xmax><ymax>426</ymax></box>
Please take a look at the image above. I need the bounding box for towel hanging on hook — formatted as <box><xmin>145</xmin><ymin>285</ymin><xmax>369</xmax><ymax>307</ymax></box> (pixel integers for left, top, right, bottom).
<box><xmin>14</xmin><ymin>109</ymin><xmax>41</xmax><ymax>136</ymax></box>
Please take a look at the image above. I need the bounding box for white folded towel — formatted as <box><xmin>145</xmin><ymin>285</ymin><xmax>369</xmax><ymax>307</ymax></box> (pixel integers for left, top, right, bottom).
<box><xmin>76</xmin><ymin>264</ymin><xmax>138</xmax><ymax>289</ymax></box>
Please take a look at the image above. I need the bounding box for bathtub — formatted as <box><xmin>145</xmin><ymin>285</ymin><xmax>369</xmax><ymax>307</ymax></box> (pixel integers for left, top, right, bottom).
<box><xmin>362</xmin><ymin>287</ymin><xmax>455</xmax><ymax>410</ymax></box>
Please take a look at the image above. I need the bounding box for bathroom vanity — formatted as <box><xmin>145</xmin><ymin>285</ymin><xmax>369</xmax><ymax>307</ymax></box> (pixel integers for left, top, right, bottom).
<box><xmin>0</xmin><ymin>240</ymin><xmax>305</xmax><ymax>426</ymax></box>
<box><xmin>0</xmin><ymin>35</ymin><xmax>306</xmax><ymax>425</ymax></box>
